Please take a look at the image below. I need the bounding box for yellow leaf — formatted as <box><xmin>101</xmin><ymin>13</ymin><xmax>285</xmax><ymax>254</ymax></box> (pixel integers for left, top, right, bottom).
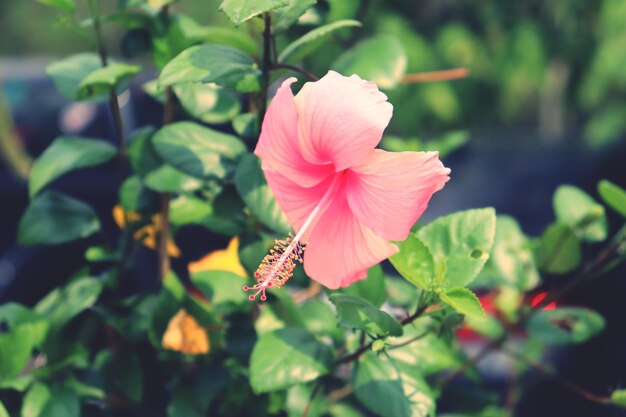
<box><xmin>188</xmin><ymin>237</ymin><xmax>246</xmax><ymax>277</ymax></box>
<box><xmin>162</xmin><ymin>309</ymin><xmax>210</xmax><ymax>355</ymax></box>
<box><xmin>112</xmin><ymin>205</ymin><xmax>181</xmax><ymax>258</ymax></box>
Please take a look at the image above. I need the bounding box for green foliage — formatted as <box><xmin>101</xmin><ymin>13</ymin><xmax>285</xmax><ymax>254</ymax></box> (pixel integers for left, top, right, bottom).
<box><xmin>159</xmin><ymin>44</ymin><xmax>258</xmax><ymax>88</ymax></box>
<box><xmin>611</xmin><ymin>389</ymin><xmax>626</xmax><ymax>408</ymax></box>
<box><xmin>553</xmin><ymin>185</ymin><xmax>607</xmax><ymax>242</ymax></box>
<box><xmin>418</xmin><ymin>207</ymin><xmax>496</xmax><ymax>288</ymax></box>
<box><xmin>329</xmin><ymin>294</ymin><xmax>403</xmax><ymax>337</ymax></box>
<box><xmin>37</xmin><ymin>0</ymin><xmax>75</xmax><ymax>13</ymax></box>
<box><xmin>0</xmin><ymin>304</ymin><xmax>49</xmax><ymax>379</ymax></box>
<box><xmin>598</xmin><ymin>179</ymin><xmax>626</xmax><ymax>218</ymax></box>
<box><xmin>35</xmin><ymin>277</ymin><xmax>102</xmax><ymax>328</ymax></box>
<box><xmin>490</xmin><ymin>216</ymin><xmax>539</xmax><ymax>290</ymax></box>
<box><xmin>527</xmin><ymin>307</ymin><xmax>605</xmax><ymax>345</ymax></box>
<box><xmin>272</xmin><ymin>0</ymin><xmax>317</xmax><ymax>34</ymax></box>
<box><xmin>439</xmin><ymin>287</ymin><xmax>485</xmax><ymax>321</ymax></box>
<box><xmin>8</xmin><ymin>2</ymin><xmax>625</xmax><ymax>416</ymax></box>
<box><xmin>353</xmin><ymin>352</ymin><xmax>435</xmax><ymax>417</ymax></box>
<box><xmin>18</xmin><ymin>192</ymin><xmax>100</xmax><ymax>246</ymax></box>
<box><xmin>219</xmin><ymin>0</ymin><xmax>289</xmax><ymax>27</ymax></box>
<box><xmin>235</xmin><ymin>154</ymin><xmax>291</xmax><ymax>234</ymax></box>
<box><xmin>29</xmin><ymin>137</ymin><xmax>117</xmax><ymax>197</ymax></box>
<box><xmin>390</xmin><ymin>234</ymin><xmax>434</xmax><ymax>291</ymax></box>
<box><xmin>333</xmin><ymin>35</ymin><xmax>407</xmax><ymax>89</ymax></box>
<box><xmin>153</xmin><ymin>121</ymin><xmax>246</xmax><ymax>179</ymax></box>
<box><xmin>77</xmin><ymin>63</ymin><xmax>141</xmax><ymax>99</ymax></box>
<box><xmin>174</xmin><ymin>83</ymin><xmax>241</xmax><ymax>124</ymax></box>
<box><xmin>278</xmin><ymin>20</ymin><xmax>362</xmax><ymax>64</ymax></box>
<box><xmin>536</xmin><ymin>223</ymin><xmax>581</xmax><ymax>274</ymax></box>
<box><xmin>249</xmin><ymin>328</ymin><xmax>333</xmax><ymax>393</ymax></box>
<box><xmin>46</xmin><ymin>54</ymin><xmax>104</xmax><ymax>101</ymax></box>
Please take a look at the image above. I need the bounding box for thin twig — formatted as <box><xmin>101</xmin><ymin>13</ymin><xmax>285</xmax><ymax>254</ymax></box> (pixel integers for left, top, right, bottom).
<box><xmin>536</xmin><ymin>224</ymin><xmax>626</xmax><ymax>310</ymax></box>
<box><xmin>403</xmin><ymin>68</ymin><xmax>469</xmax><ymax>84</ymax></box>
<box><xmin>436</xmin><ymin>335</ymin><xmax>506</xmax><ymax>389</ymax></box>
<box><xmin>271</xmin><ymin>63</ymin><xmax>319</xmax><ymax>81</ymax></box>
<box><xmin>387</xmin><ymin>330</ymin><xmax>430</xmax><ymax>351</ymax></box>
<box><xmin>335</xmin><ymin>304</ymin><xmax>429</xmax><ymax>365</ymax></box>
<box><xmin>88</xmin><ymin>0</ymin><xmax>127</xmax><ymax>180</ymax></box>
<box><xmin>502</xmin><ymin>347</ymin><xmax>612</xmax><ymax>405</ymax></box>
<box><xmin>258</xmin><ymin>13</ymin><xmax>272</xmax><ymax>128</ymax></box>
<box><xmin>301</xmin><ymin>381</ymin><xmax>322</xmax><ymax>417</ymax></box>
<box><xmin>328</xmin><ymin>385</ymin><xmax>352</xmax><ymax>402</ymax></box>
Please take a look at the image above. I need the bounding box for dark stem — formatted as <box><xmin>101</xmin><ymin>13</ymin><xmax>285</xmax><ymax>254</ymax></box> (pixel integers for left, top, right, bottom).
<box><xmin>157</xmin><ymin>86</ymin><xmax>176</xmax><ymax>280</ymax></box>
<box><xmin>387</xmin><ymin>330</ymin><xmax>430</xmax><ymax>350</ymax></box>
<box><xmin>88</xmin><ymin>0</ymin><xmax>127</xmax><ymax>180</ymax></box>
<box><xmin>259</xmin><ymin>13</ymin><xmax>272</xmax><ymax>129</ymax></box>
<box><xmin>301</xmin><ymin>381</ymin><xmax>322</xmax><ymax>417</ymax></box>
<box><xmin>502</xmin><ymin>347</ymin><xmax>612</xmax><ymax>405</ymax></box>
<box><xmin>271</xmin><ymin>63</ymin><xmax>319</xmax><ymax>81</ymax></box>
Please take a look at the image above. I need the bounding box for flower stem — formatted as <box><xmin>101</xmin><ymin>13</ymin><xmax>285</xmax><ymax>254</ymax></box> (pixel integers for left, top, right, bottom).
<box><xmin>271</xmin><ymin>63</ymin><xmax>319</xmax><ymax>81</ymax></box>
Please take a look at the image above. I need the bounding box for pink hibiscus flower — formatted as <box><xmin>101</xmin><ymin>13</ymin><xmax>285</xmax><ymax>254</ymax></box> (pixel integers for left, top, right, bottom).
<box><xmin>243</xmin><ymin>71</ymin><xmax>450</xmax><ymax>301</ymax></box>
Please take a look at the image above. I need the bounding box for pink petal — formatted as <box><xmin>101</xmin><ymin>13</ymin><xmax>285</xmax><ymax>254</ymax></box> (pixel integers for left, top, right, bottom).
<box><xmin>255</xmin><ymin>78</ymin><xmax>334</xmax><ymax>188</ymax></box>
<box><xmin>263</xmin><ymin>169</ymin><xmax>337</xmax><ymax>241</ymax></box>
<box><xmin>294</xmin><ymin>71</ymin><xmax>393</xmax><ymax>171</ymax></box>
<box><xmin>346</xmin><ymin>150</ymin><xmax>450</xmax><ymax>241</ymax></box>
<box><xmin>303</xmin><ymin>192</ymin><xmax>398</xmax><ymax>289</ymax></box>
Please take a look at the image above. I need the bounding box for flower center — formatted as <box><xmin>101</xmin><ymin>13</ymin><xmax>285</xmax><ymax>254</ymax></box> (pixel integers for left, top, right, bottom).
<box><xmin>243</xmin><ymin>174</ymin><xmax>342</xmax><ymax>301</ymax></box>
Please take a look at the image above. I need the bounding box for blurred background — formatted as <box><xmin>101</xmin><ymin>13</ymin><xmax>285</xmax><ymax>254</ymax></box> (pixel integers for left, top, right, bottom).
<box><xmin>1</xmin><ymin>0</ymin><xmax>625</xmax><ymax>416</ymax></box>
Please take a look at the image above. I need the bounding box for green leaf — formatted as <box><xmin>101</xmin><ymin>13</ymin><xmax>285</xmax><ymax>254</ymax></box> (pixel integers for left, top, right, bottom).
<box><xmin>170</xmin><ymin>195</ymin><xmax>213</xmax><ymax>227</ymax></box>
<box><xmin>329</xmin><ymin>294</ymin><xmax>402</xmax><ymax>337</ymax></box>
<box><xmin>418</xmin><ymin>208</ymin><xmax>496</xmax><ymax>288</ymax></box>
<box><xmin>553</xmin><ymin>185</ymin><xmax>608</xmax><ymax>242</ymax></box>
<box><xmin>491</xmin><ymin>216</ymin><xmax>540</xmax><ymax>290</ymax></box>
<box><xmin>46</xmin><ymin>53</ymin><xmax>104</xmax><ymax>100</ymax></box>
<box><xmin>389</xmin><ymin>234</ymin><xmax>435</xmax><ymax>291</ymax></box>
<box><xmin>278</xmin><ymin>20</ymin><xmax>362</xmax><ymax>64</ymax></box>
<box><xmin>38</xmin><ymin>386</ymin><xmax>80</xmax><ymax>417</ymax></box>
<box><xmin>273</xmin><ymin>0</ymin><xmax>317</xmax><ymax>34</ymax></box>
<box><xmin>153</xmin><ymin>121</ymin><xmax>246</xmax><ymax>180</ymax></box>
<box><xmin>203</xmin><ymin>27</ymin><xmax>257</xmax><ymax>55</ymax></box>
<box><xmin>536</xmin><ymin>223</ymin><xmax>581</xmax><ymax>274</ymax></box>
<box><xmin>190</xmin><ymin>270</ymin><xmax>248</xmax><ymax>313</ymax></box>
<box><xmin>332</xmin><ymin>35</ymin><xmax>407</xmax><ymax>89</ymax></box>
<box><xmin>29</xmin><ymin>137</ymin><xmax>116</xmax><ymax>197</ymax></box>
<box><xmin>232</xmin><ymin>113</ymin><xmax>258</xmax><ymax>139</ymax></box>
<box><xmin>0</xmin><ymin>304</ymin><xmax>49</xmax><ymax>380</ymax></box>
<box><xmin>335</xmin><ymin>264</ymin><xmax>386</xmax><ymax>307</ymax></box>
<box><xmin>18</xmin><ymin>192</ymin><xmax>100</xmax><ymax>246</ymax></box>
<box><xmin>174</xmin><ymin>83</ymin><xmax>241</xmax><ymax>124</ymax></box>
<box><xmin>286</xmin><ymin>384</ymin><xmax>327</xmax><ymax>417</ymax></box>
<box><xmin>249</xmin><ymin>328</ymin><xmax>333</xmax><ymax>393</ymax></box>
<box><xmin>158</xmin><ymin>44</ymin><xmax>257</xmax><ymax>87</ymax></box>
<box><xmin>77</xmin><ymin>63</ymin><xmax>141</xmax><ymax>100</ymax></box>
<box><xmin>144</xmin><ymin>165</ymin><xmax>203</xmax><ymax>193</ymax></box>
<box><xmin>37</xmin><ymin>0</ymin><xmax>74</xmax><ymax>13</ymax></box>
<box><xmin>22</xmin><ymin>383</ymin><xmax>51</xmax><ymax>417</ymax></box>
<box><xmin>219</xmin><ymin>0</ymin><xmax>289</xmax><ymax>27</ymax></box>
<box><xmin>127</xmin><ymin>127</ymin><xmax>160</xmax><ymax>177</ymax></box>
<box><xmin>0</xmin><ymin>401</ymin><xmax>8</xmax><ymax>417</ymax></box>
<box><xmin>527</xmin><ymin>307</ymin><xmax>605</xmax><ymax>345</ymax></box>
<box><xmin>439</xmin><ymin>287</ymin><xmax>485</xmax><ymax>321</ymax></box>
<box><xmin>119</xmin><ymin>176</ymin><xmax>151</xmax><ymax>212</ymax></box>
<box><xmin>353</xmin><ymin>352</ymin><xmax>434</xmax><ymax>417</ymax></box>
<box><xmin>35</xmin><ymin>277</ymin><xmax>102</xmax><ymax>328</ymax></box>
<box><xmin>234</xmin><ymin>154</ymin><xmax>291</xmax><ymax>234</ymax></box>
<box><xmin>611</xmin><ymin>389</ymin><xmax>626</xmax><ymax>408</ymax></box>
<box><xmin>598</xmin><ymin>179</ymin><xmax>626</xmax><ymax>218</ymax></box>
